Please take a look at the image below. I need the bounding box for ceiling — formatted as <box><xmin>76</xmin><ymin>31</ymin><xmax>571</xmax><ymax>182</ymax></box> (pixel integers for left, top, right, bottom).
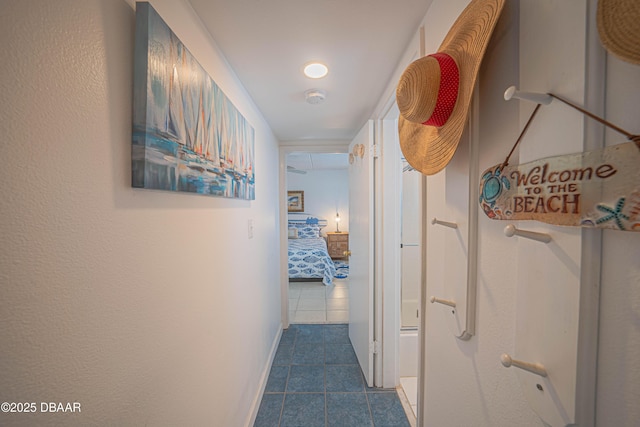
<box><xmin>187</xmin><ymin>0</ymin><xmax>433</xmax><ymax>142</ymax></box>
<box><xmin>287</xmin><ymin>152</ymin><xmax>349</xmax><ymax>172</ymax></box>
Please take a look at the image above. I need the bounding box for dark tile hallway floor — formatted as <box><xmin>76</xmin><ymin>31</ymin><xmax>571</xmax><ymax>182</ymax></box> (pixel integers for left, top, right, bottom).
<box><xmin>254</xmin><ymin>324</ymin><xmax>411</xmax><ymax>427</ymax></box>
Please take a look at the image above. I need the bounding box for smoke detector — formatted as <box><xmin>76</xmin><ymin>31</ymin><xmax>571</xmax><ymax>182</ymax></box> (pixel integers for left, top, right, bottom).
<box><xmin>305</xmin><ymin>89</ymin><xmax>326</xmax><ymax>105</ymax></box>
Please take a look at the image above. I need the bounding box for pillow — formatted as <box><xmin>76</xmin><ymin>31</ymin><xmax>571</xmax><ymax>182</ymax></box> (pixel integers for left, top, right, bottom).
<box><xmin>288</xmin><ymin>228</ymin><xmax>299</xmax><ymax>239</ymax></box>
<box><xmin>287</xmin><ymin>214</ymin><xmax>328</xmax><ymax>229</ymax></box>
<box><xmin>304</xmin><ymin>217</ymin><xmax>319</xmax><ymax>225</ymax></box>
<box><xmin>293</xmin><ymin>225</ymin><xmax>320</xmax><ymax>239</ymax></box>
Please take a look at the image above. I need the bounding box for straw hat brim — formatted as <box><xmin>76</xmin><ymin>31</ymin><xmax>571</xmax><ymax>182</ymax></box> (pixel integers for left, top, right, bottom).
<box><xmin>398</xmin><ymin>0</ymin><xmax>505</xmax><ymax>176</ymax></box>
<box><xmin>597</xmin><ymin>0</ymin><xmax>640</xmax><ymax>64</ymax></box>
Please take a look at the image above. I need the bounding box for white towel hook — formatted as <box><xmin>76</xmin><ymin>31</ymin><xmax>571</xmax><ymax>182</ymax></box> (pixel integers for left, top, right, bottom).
<box><xmin>431</xmin><ymin>217</ymin><xmax>458</xmax><ymax>229</ymax></box>
<box><xmin>501</xmin><ymin>353</ymin><xmax>548</xmax><ymax>377</ymax></box>
<box><xmin>430</xmin><ymin>296</ymin><xmax>456</xmax><ymax>308</ymax></box>
<box><xmin>504</xmin><ymin>224</ymin><xmax>552</xmax><ymax>243</ymax></box>
<box><xmin>504</xmin><ymin>85</ymin><xmax>552</xmax><ymax>105</ymax></box>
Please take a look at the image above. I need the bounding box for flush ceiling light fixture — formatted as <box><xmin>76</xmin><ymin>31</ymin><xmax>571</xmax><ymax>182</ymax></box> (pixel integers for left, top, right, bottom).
<box><xmin>303</xmin><ymin>62</ymin><xmax>328</xmax><ymax>79</ymax></box>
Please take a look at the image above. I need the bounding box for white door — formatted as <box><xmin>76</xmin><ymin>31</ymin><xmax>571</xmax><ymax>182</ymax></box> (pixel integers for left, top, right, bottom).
<box><xmin>348</xmin><ymin>120</ymin><xmax>375</xmax><ymax>387</ymax></box>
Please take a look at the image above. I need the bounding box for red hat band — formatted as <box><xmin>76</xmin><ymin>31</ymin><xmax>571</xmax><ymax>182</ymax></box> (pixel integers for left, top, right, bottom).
<box><xmin>422</xmin><ymin>53</ymin><xmax>460</xmax><ymax>127</ymax></box>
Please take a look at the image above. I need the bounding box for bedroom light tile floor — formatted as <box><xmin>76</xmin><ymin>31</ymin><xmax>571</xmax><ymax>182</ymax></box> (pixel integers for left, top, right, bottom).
<box><xmin>254</xmin><ymin>324</ymin><xmax>411</xmax><ymax>427</ymax></box>
<box><xmin>289</xmin><ymin>279</ymin><xmax>349</xmax><ymax>324</ymax></box>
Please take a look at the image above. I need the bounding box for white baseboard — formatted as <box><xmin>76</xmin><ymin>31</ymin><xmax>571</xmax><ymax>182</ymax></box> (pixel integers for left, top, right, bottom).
<box><xmin>244</xmin><ymin>323</ymin><xmax>283</xmax><ymax>427</ymax></box>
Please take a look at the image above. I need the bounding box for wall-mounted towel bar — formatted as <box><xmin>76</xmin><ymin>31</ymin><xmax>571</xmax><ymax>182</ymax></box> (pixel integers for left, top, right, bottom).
<box><xmin>501</xmin><ymin>353</ymin><xmax>548</xmax><ymax>378</ymax></box>
<box><xmin>431</xmin><ymin>218</ymin><xmax>458</xmax><ymax>229</ymax></box>
<box><xmin>504</xmin><ymin>225</ymin><xmax>552</xmax><ymax>243</ymax></box>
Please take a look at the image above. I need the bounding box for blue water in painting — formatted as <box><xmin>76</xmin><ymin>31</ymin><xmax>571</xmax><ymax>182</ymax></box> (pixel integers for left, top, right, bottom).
<box><xmin>132</xmin><ymin>3</ymin><xmax>255</xmax><ymax>201</ymax></box>
<box><xmin>132</xmin><ymin>131</ymin><xmax>255</xmax><ymax>200</ymax></box>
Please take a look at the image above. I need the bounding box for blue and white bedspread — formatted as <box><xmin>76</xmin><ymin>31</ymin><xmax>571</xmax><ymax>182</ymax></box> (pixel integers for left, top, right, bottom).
<box><xmin>288</xmin><ymin>238</ymin><xmax>337</xmax><ymax>285</ymax></box>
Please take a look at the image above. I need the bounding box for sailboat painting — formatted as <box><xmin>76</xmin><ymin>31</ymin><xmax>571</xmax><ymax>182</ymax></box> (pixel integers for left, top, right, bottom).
<box><xmin>132</xmin><ymin>2</ymin><xmax>255</xmax><ymax>200</ymax></box>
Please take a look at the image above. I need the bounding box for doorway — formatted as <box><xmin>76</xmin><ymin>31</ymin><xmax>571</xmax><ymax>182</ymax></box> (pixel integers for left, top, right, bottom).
<box><xmin>286</xmin><ymin>152</ymin><xmax>349</xmax><ymax>324</ymax></box>
<box><xmin>279</xmin><ymin>121</ymin><xmax>376</xmax><ymax>390</ymax></box>
<box><xmin>278</xmin><ymin>115</ymin><xmax>422</xmax><ymax>375</ymax></box>
<box><xmin>399</xmin><ymin>158</ymin><xmax>421</xmax><ymax>419</ymax></box>
<box><xmin>280</xmin><ymin>146</ymin><xmax>350</xmax><ymax>327</ymax></box>
<box><xmin>376</xmin><ymin>98</ymin><xmax>422</xmax><ymax>421</ymax></box>
<box><xmin>277</xmin><ymin>121</ymin><xmax>420</xmax><ymax>421</ymax></box>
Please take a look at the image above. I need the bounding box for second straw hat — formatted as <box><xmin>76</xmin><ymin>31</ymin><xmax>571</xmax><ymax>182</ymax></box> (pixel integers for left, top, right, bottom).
<box><xmin>396</xmin><ymin>0</ymin><xmax>505</xmax><ymax>175</ymax></box>
<box><xmin>597</xmin><ymin>0</ymin><xmax>640</xmax><ymax>64</ymax></box>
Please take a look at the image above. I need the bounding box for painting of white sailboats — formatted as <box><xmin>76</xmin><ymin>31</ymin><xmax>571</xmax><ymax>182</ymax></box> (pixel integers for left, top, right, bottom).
<box><xmin>132</xmin><ymin>2</ymin><xmax>255</xmax><ymax>200</ymax></box>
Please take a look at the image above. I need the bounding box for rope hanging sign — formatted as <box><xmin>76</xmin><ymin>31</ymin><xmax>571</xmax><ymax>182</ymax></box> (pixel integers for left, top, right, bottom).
<box><xmin>479</xmin><ymin>88</ymin><xmax>640</xmax><ymax>232</ymax></box>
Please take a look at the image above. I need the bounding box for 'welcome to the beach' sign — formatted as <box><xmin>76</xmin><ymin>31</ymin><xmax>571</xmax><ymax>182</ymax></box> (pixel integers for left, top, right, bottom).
<box><xmin>479</xmin><ymin>141</ymin><xmax>640</xmax><ymax>231</ymax></box>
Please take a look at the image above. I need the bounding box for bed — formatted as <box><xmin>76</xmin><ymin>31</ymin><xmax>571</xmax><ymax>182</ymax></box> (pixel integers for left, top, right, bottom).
<box><xmin>287</xmin><ymin>215</ymin><xmax>337</xmax><ymax>285</ymax></box>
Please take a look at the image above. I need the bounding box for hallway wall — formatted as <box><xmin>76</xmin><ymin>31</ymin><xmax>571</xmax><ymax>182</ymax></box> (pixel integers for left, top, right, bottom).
<box><xmin>595</xmin><ymin>31</ymin><xmax>640</xmax><ymax>427</ymax></box>
<box><xmin>287</xmin><ymin>169</ymin><xmax>349</xmax><ymax>235</ymax></box>
<box><xmin>0</xmin><ymin>1</ymin><xmax>281</xmax><ymax>426</ymax></box>
<box><xmin>414</xmin><ymin>0</ymin><xmax>640</xmax><ymax>425</ymax></box>
<box><xmin>421</xmin><ymin>1</ymin><xmax>537</xmax><ymax>425</ymax></box>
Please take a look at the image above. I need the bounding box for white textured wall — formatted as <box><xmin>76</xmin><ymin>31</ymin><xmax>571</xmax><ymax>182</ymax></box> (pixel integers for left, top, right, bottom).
<box><xmin>422</xmin><ymin>0</ymin><xmax>540</xmax><ymax>425</ymax></box>
<box><xmin>0</xmin><ymin>1</ymin><xmax>281</xmax><ymax>426</ymax></box>
<box><xmin>421</xmin><ymin>0</ymin><xmax>640</xmax><ymax>426</ymax></box>
<box><xmin>596</xmin><ymin>52</ymin><xmax>640</xmax><ymax>426</ymax></box>
<box><xmin>287</xmin><ymin>169</ymin><xmax>349</xmax><ymax>234</ymax></box>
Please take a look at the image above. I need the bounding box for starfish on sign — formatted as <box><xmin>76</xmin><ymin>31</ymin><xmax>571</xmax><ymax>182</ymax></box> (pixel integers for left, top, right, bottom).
<box><xmin>596</xmin><ymin>197</ymin><xmax>630</xmax><ymax>230</ymax></box>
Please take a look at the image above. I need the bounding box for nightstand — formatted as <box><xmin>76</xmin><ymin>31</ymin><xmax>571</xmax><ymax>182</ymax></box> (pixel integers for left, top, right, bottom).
<box><xmin>326</xmin><ymin>232</ymin><xmax>349</xmax><ymax>259</ymax></box>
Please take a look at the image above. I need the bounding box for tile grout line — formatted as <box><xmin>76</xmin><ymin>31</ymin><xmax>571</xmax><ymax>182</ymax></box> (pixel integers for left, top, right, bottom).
<box><xmin>324</xmin><ymin>332</ymin><xmax>327</xmax><ymax>427</ymax></box>
<box><xmin>363</xmin><ymin>387</ymin><xmax>375</xmax><ymax>427</ymax></box>
<box><xmin>359</xmin><ymin>362</ymin><xmax>375</xmax><ymax>426</ymax></box>
<box><xmin>280</xmin><ymin>327</ymin><xmax>295</xmax><ymax>427</ymax></box>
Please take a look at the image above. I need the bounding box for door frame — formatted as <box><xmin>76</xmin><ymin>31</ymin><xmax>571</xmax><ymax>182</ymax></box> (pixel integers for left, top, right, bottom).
<box><xmin>278</xmin><ymin>144</ymin><xmax>350</xmax><ymax>329</ymax></box>
<box><xmin>375</xmin><ymin>98</ymin><xmax>403</xmax><ymax>388</ymax></box>
<box><xmin>370</xmin><ymin>26</ymin><xmax>424</xmax><ymax>390</ymax></box>
<box><xmin>348</xmin><ymin>120</ymin><xmax>376</xmax><ymax>387</ymax></box>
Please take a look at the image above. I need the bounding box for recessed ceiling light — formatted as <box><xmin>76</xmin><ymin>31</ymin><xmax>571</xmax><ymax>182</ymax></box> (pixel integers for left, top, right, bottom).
<box><xmin>303</xmin><ymin>62</ymin><xmax>328</xmax><ymax>79</ymax></box>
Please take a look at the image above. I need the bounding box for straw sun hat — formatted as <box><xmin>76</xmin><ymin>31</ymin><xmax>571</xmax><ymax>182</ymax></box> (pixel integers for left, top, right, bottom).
<box><xmin>597</xmin><ymin>0</ymin><xmax>640</xmax><ymax>64</ymax></box>
<box><xmin>396</xmin><ymin>0</ymin><xmax>505</xmax><ymax>175</ymax></box>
